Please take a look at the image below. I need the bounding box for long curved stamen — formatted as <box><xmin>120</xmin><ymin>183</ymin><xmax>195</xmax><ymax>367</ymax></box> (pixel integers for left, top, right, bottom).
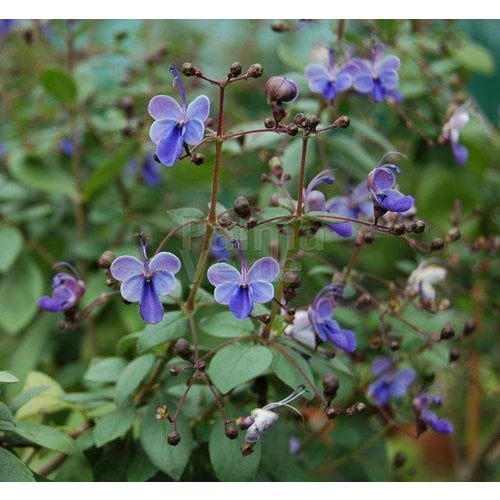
<box><xmin>169</xmin><ymin>64</ymin><xmax>188</xmax><ymax>117</ymax></box>
<box><xmin>52</xmin><ymin>261</ymin><xmax>81</xmax><ymax>281</ymax></box>
<box><xmin>328</xmin><ymin>47</ymin><xmax>336</xmax><ymax>72</ymax></box>
<box><xmin>138</xmin><ymin>234</ymin><xmax>151</xmax><ymax>274</ymax></box>
<box><xmin>263</xmin><ymin>385</ymin><xmax>308</xmax><ymax>411</ymax></box>
<box><xmin>232</xmin><ymin>239</ymin><xmax>249</xmax><ymax>283</ymax></box>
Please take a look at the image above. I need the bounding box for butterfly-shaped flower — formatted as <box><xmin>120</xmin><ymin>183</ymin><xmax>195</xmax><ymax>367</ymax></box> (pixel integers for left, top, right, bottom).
<box><xmin>38</xmin><ymin>272</ymin><xmax>86</xmax><ymax>313</ymax></box>
<box><xmin>412</xmin><ymin>392</ymin><xmax>454</xmax><ymax>434</ymax></box>
<box><xmin>207</xmin><ymin>240</ymin><xmax>280</xmax><ymax>320</ymax></box>
<box><xmin>367</xmin><ymin>356</ymin><xmax>416</xmax><ymax>406</ymax></box>
<box><xmin>110</xmin><ymin>237</ymin><xmax>181</xmax><ymax>324</ymax></box>
<box><xmin>441</xmin><ymin>105</ymin><xmax>470</xmax><ymax>166</ymax></box>
<box><xmin>148</xmin><ymin>64</ymin><xmax>210</xmax><ymax>166</ymax></box>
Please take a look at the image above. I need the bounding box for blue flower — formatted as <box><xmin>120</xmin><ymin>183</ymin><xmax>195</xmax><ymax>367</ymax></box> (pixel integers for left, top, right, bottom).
<box><xmin>207</xmin><ymin>240</ymin><xmax>280</xmax><ymax>320</ymax></box>
<box><xmin>325</xmin><ymin>181</ymin><xmax>373</xmax><ymax>237</ymax></box>
<box><xmin>367</xmin><ymin>161</ymin><xmax>414</xmax><ymax>216</ymax></box>
<box><xmin>441</xmin><ymin>106</ymin><xmax>469</xmax><ymax>166</ymax></box>
<box><xmin>148</xmin><ymin>65</ymin><xmax>210</xmax><ymax>167</ymax></box>
<box><xmin>352</xmin><ymin>44</ymin><xmax>401</xmax><ymax>103</ymax></box>
<box><xmin>308</xmin><ymin>283</ymin><xmax>356</xmax><ymax>352</ymax></box>
<box><xmin>304</xmin><ymin>169</ymin><xmax>336</xmax><ymax>213</ymax></box>
<box><xmin>305</xmin><ymin>48</ymin><xmax>357</xmax><ymax>101</ymax></box>
<box><xmin>367</xmin><ymin>356</ymin><xmax>416</xmax><ymax>406</ymax></box>
<box><xmin>39</xmin><ymin>272</ymin><xmax>86</xmax><ymax>313</ymax></box>
<box><xmin>412</xmin><ymin>392</ymin><xmax>454</xmax><ymax>434</ymax></box>
<box><xmin>110</xmin><ymin>236</ymin><xmax>181</xmax><ymax>324</ymax></box>
<box><xmin>210</xmin><ymin>234</ymin><xmax>232</xmax><ymax>262</ymax></box>
<box><xmin>128</xmin><ymin>155</ymin><xmax>162</xmax><ymax>187</ymax></box>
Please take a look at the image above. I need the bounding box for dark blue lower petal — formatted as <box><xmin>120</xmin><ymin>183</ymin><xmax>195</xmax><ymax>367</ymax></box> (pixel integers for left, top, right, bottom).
<box><xmin>431</xmin><ymin>418</ymin><xmax>454</xmax><ymax>434</ymax></box>
<box><xmin>368</xmin><ymin>379</ymin><xmax>391</xmax><ymax>406</ymax></box>
<box><xmin>157</xmin><ymin>126</ymin><xmax>184</xmax><ymax>166</ymax></box>
<box><xmin>140</xmin><ymin>280</ymin><xmax>164</xmax><ymax>324</ymax></box>
<box><xmin>329</xmin><ymin>328</ymin><xmax>357</xmax><ymax>353</ymax></box>
<box><xmin>329</xmin><ymin>221</ymin><xmax>353</xmax><ymax>237</ymax></box>
<box><xmin>229</xmin><ymin>285</ymin><xmax>253</xmax><ymax>319</ymax></box>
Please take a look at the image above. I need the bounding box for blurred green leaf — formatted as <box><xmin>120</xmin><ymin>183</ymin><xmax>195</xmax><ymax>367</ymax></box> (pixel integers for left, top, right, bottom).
<box><xmin>84</xmin><ymin>357</ymin><xmax>127</xmax><ymax>385</ymax></box>
<box><xmin>140</xmin><ymin>398</ymin><xmax>193</xmax><ymax>481</ymax></box>
<box><xmin>94</xmin><ymin>404</ymin><xmax>136</xmax><ymax>447</ymax></box>
<box><xmin>14</xmin><ymin>422</ymin><xmax>82</xmax><ymax>457</ymax></box>
<box><xmin>0</xmin><ymin>371</ymin><xmax>19</xmax><ymax>384</ymax></box>
<box><xmin>208</xmin><ymin>343</ymin><xmax>272</xmax><ymax>394</ymax></box>
<box><xmin>0</xmin><ymin>225</ymin><xmax>23</xmax><ymax>274</ymax></box>
<box><xmin>0</xmin><ymin>255</ymin><xmax>43</xmax><ymax>335</ymax></box>
<box><xmin>54</xmin><ymin>455</ymin><xmax>94</xmax><ymax>482</ymax></box>
<box><xmin>137</xmin><ymin>311</ymin><xmax>188</xmax><ymax>352</ymax></box>
<box><xmin>40</xmin><ymin>68</ymin><xmax>77</xmax><ymax>103</ymax></box>
<box><xmin>200</xmin><ymin>312</ymin><xmax>254</xmax><ymax>338</ymax></box>
<box><xmin>0</xmin><ymin>448</ymin><xmax>35</xmax><ymax>482</ymax></box>
<box><xmin>167</xmin><ymin>207</ymin><xmax>205</xmax><ymax>225</ymax></box>
<box><xmin>114</xmin><ymin>354</ymin><xmax>155</xmax><ymax>407</ymax></box>
<box><xmin>0</xmin><ymin>402</ymin><xmax>15</xmax><ymax>423</ymax></box>
<box><xmin>454</xmin><ymin>39</ymin><xmax>495</xmax><ymax>75</ymax></box>
<box><xmin>84</xmin><ymin>140</ymin><xmax>138</xmax><ymax>200</ymax></box>
<box><xmin>126</xmin><ymin>444</ymin><xmax>158</xmax><ymax>482</ymax></box>
<box><xmin>209</xmin><ymin>422</ymin><xmax>261</xmax><ymax>481</ymax></box>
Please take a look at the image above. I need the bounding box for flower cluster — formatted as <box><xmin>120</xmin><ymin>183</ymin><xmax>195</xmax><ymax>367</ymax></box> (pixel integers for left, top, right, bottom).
<box><xmin>148</xmin><ymin>65</ymin><xmax>210</xmax><ymax>166</ymax></box>
<box><xmin>286</xmin><ymin>283</ymin><xmax>356</xmax><ymax>353</ymax></box>
<box><xmin>207</xmin><ymin>240</ymin><xmax>280</xmax><ymax>320</ymax></box>
<box><xmin>38</xmin><ymin>272</ymin><xmax>86</xmax><ymax>313</ymax></box>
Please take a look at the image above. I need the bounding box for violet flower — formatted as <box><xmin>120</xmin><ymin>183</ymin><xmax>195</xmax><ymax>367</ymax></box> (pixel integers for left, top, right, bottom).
<box><xmin>210</xmin><ymin>234</ymin><xmax>231</xmax><ymax>262</ymax></box>
<box><xmin>441</xmin><ymin>106</ymin><xmax>470</xmax><ymax>166</ymax></box>
<box><xmin>38</xmin><ymin>272</ymin><xmax>86</xmax><ymax>313</ymax></box>
<box><xmin>207</xmin><ymin>240</ymin><xmax>280</xmax><ymax>320</ymax></box>
<box><xmin>148</xmin><ymin>64</ymin><xmax>210</xmax><ymax>167</ymax></box>
<box><xmin>367</xmin><ymin>162</ymin><xmax>414</xmax><ymax>216</ymax></box>
<box><xmin>59</xmin><ymin>139</ymin><xmax>75</xmax><ymax>157</ymax></box>
<box><xmin>289</xmin><ymin>283</ymin><xmax>356</xmax><ymax>353</ymax></box>
<box><xmin>412</xmin><ymin>392</ymin><xmax>454</xmax><ymax>434</ymax></box>
<box><xmin>305</xmin><ymin>48</ymin><xmax>356</xmax><ymax>101</ymax></box>
<box><xmin>367</xmin><ymin>356</ymin><xmax>416</xmax><ymax>406</ymax></box>
<box><xmin>352</xmin><ymin>44</ymin><xmax>401</xmax><ymax>103</ymax></box>
<box><xmin>128</xmin><ymin>155</ymin><xmax>162</xmax><ymax>187</ymax></box>
<box><xmin>110</xmin><ymin>237</ymin><xmax>181</xmax><ymax>324</ymax></box>
<box><xmin>303</xmin><ymin>169</ymin><xmax>335</xmax><ymax>213</ymax></box>
<box><xmin>325</xmin><ymin>182</ymin><xmax>373</xmax><ymax>237</ymax></box>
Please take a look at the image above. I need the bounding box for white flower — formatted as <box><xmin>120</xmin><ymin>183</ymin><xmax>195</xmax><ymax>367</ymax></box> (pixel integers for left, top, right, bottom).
<box><xmin>441</xmin><ymin>106</ymin><xmax>470</xmax><ymax>165</ymax></box>
<box><xmin>407</xmin><ymin>262</ymin><xmax>447</xmax><ymax>303</ymax></box>
<box><xmin>284</xmin><ymin>310</ymin><xmax>316</xmax><ymax>348</ymax></box>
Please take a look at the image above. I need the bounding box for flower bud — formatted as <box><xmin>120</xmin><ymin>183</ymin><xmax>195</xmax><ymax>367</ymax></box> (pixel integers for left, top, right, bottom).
<box><xmin>266</xmin><ymin>76</ymin><xmax>299</xmax><ymax>104</ymax></box>
<box><xmin>233</xmin><ymin>196</ymin><xmax>252</xmax><ymax>219</ymax></box>
<box><xmin>304</xmin><ymin>115</ymin><xmax>321</xmax><ymax>131</ymax></box>
<box><xmin>99</xmin><ymin>251</ymin><xmax>116</xmax><ymax>269</ymax></box>
<box><xmin>440</xmin><ymin>324</ymin><xmax>455</xmax><ymax>340</ymax></box>
<box><xmin>271</xmin><ymin>21</ymin><xmax>292</xmax><ymax>32</ymax></box>
<box><xmin>287</xmin><ymin>123</ymin><xmax>299</xmax><ymax>136</ymax></box>
<box><xmin>225</xmin><ymin>426</ymin><xmax>239</xmax><ymax>440</ymax></box>
<box><xmin>449</xmin><ymin>348</ymin><xmax>460</xmax><ymax>362</ymax></box>
<box><xmin>175</xmin><ymin>338</ymin><xmax>193</xmax><ymax>360</ymax></box>
<box><xmin>411</xmin><ymin>220</ymin><xmax>426</xmax><ymax>233</ymax></box>
<box><xmin>229</xmin><ymin>62</ymin><xmax>242</xmax><ymax>77</ymax></box>
<box><xmin>247</xmin><ymin>63</ymin><xmax>264</xmax><ymax>78</ymax></box>
<box><xmin>356</xmin><ymin>293</ymin><xmax>372</xmax><ymax>307</ymax></box>
<box><xmin>282</xmin><ymin>271</ymin><xmax>301</xmax><ymax>289</ymax></box>
<box><xmin>182</xmin><ymin>62</ymin><xmax>199</xmax><ymax>77</ymax></box>
<box><xmin>191</xmin><ymin>153</ymin><xmax>204</xmax><ymax>165</ymax></box>
<box><xmin>286</xmin><ymin>308</ymin><xmax>296</xmax><ymax>316</ymax></box>
<box><xmin>325</xmin><ymin>407</ymin><xmax>338</xmax><ymax>419</ymax></box>
<box><xmin>167</xmin><ymin>431</ymin><xmax>181</xmax><ymax>446</ymax></box>
<box><xmin>236</xmin><ymin>415</ymin><xmax>255</xmax><ymax>430</ymax></box>
<box><xmin>462</xmin><ymin>319</ymin><xmax>476</xmax><ymax>336</ymax></box>
<box><xmin>364</xmin><ymin>231</ymin><xmax>375</xmax><ymax>244</ymax></box>
<box><xmin>293</xmin><ymin>113</ymin><xmax>306</xmax><ymax>125</ymax></box>
<box><xmin>322</xmin><ymin>373</ymin><xmax>340</xmax><ymax>400</ymax></box>
<box><xmin>391</xmin><ymin>222</ymin><xmax>406</xmax><ymax>235</ymax></box>
<box><xmin>334</xmin><ymin>116</ymin><xmax>350</xmax><ymax>129</ymax></box>
<box><xmin>430</xmin><ymin>238</ymin><xmax>445</xmax><ymax>251</ymax></box>
<box><xmin>390</xmin><ymin>340</ymin><xmax>400</xmax><ymax>351</ymax></box>
<box><xmin>264</xmin><ymin>117</ymin><xmax>276</xmax><ymax>129</ymax></box>
<box><xmin>256</xmin><ymin>314</ymin><xmax>271</xmax><ymax>324</ymax></box>
<box><xmin>283</xmin><ymin>173</ymin><xmax>291</xmax><ymax>181</ymax></box>
<box><xmin>247</xmin><ymin>218</ymin><xmax>258</xmax><ymax>228</ymax></box>
<box><xmin>446</xmin><ymin>227</ymin><xmax>461</xmax><ymax>242</ymax></box>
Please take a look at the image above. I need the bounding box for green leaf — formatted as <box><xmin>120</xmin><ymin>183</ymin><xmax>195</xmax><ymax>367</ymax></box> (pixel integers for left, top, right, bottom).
<box><xmin>454</xmin><ymin>39</ymin><xmax>495</xmax><ymax>75</ymax></box>
<box><xmin>10</xmin><ymin>386</ymin><xmax>50</xmax><ymax>414</ymax></box>
<box><xmin>114</xmin><ymin>354</ymin><xmax>155</xmax><ymax>407</ymax></box>
<box><xmin>94</xmin><ymin>405</ymin><xmax>136</xmax><ymax>447</ymax></box>
<box><xmin>257</xmin><ymin>207</ymin><xmax>294</xmax><ymax>224</ymax></box>
<box><xmin>84</xmin><ymin>357</ymin><xmax>127</xmax><ymax>385</ymax></box>
<box><xmin>140</xmin><ymin>399</ymin><xmax>193</xmax><ymax>481</ymax></box>
<box><xmin>270</xmin><ymin>346</ymin><xmax>315</xmax><ymax>399</ymax></box>
<box><xmin>350</xmin><ymin>119</ymin><xmax>394</xmax><ymax>152</ymax></box>
<box><xmin>0</xmin><ymin>402</ymin><xmax>14</xmax><ymax>423</ymax></box>
<box><xmin>0</xmin><ymin>225</ymin><xmax>23</xmax><ymax>274</ymax></box>
<box><xmin>14</xmin><ymin>422</ymin><xmax>82</xmax><ymax>457</ymax></box>
<box><xmin>208</xmin><ymin>343</ymin><xmax>272</xmax><ymax>394</ymax></box>
<box><xmin>8</xmin><ymin>154</ymin><xmax>75</xmax><ymax>197</ymax></box>
<box><xmin>137</xmin><ymin>311</ymin><xmax>188</xmax><ymax>352</ymax></box>
<box><xmin>15</xmin><ymin>371</ymin><xmax>68</xmax><ymax>419</ymax></box>
<box><xmin>167</xmin><ymin>207</ymin><xmax>205</xmax><ymax>225</ymax></box>
<box><xmin>84</xmin><ymin>140</ymin><xmax>138</xmax><ymax>200</ymax></box>
<box><xmin>54</xmin><ymin>455</ymin><xmax>94</xmax><ymax>482</ymax></box>
<box><xmin>209</xmin><ymin>422</ymin><xmax>261</xmax><ymax>481</ymax></box>
<box><xmin>0</xmin><ymin>371</ymin><xmax>19</xmax><ymax>384</ymax></box>
<box><xmin>126</xmin><ymin>444</ymin><xmax>158</xmax><ymax>482</ymax></box>
<box><xmin>40</xmin><ymin>68</ymin><xmax>77</xmax><ymax>103</ymax></box>
<box><xmin>200</xmin><ymin>312</ymin><xmax>254</xmax><ymax>338</ymax></box>
<box><xmin>0</xmin><ymin>448</ymin><xmax>35</xmax><ymax>482</ymax></box>
<box><xmin>0</xmin><ymin>254</ymin><xmax>43</xmax><ymax>335</ymax></box>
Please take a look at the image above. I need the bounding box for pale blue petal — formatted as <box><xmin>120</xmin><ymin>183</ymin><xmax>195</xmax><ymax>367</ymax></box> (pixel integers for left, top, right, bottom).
<box><xmin>214</xmin><ymin>282</ymin><xmax>239</xmax><ymax>305</ymax></box>
<box><xmin>376</xmin><ymin>55</ymin><xmax>400</xmax><ymax>75</ymax></box>
<box><xmin>248</xmin><ymin>257</ymin><xmax>280</xmax><ymax>283</ymax></box>
<box><xmin>380</xmin><ymin>69</ymin><xmax>399</xmax><ymax>90</ymax></box>
<box><xmin>149</xmin><ymin>118</ymin><xmax>178</xmax><ymax>145</ymax></box>
<box><xmin>156</xmin><ymin>127</ymin><xmax>184</xmax><ymax>166</ymax></box>
<box><xmin>121</xmin><ymin>274</ymin><xmax>144</xmax><ymax>303</ymax></box>
<box><xmin>110</xmin><ymin>256</ymin><xmax>144</xmax><ymax>281</ymax></box>
<box><xmin>354</xmin><ymin>75</ymin><xmax>374</xmax><ymax>94</ymax></box>
<box><xmin>249</xmin><ymin>281</ymin><xmax>274</xmax><ymax>303</ymax></box>
<box><xmin>148</xmin><ymin>95</ymin><xmax>182</xmax><ymax>120</ymax></box>
<box><xmin>187</xmin><ymin>95</ymin><xmax>210</xmax><ymax>122</ymax></box>
<box><xmin>183</xmin><ymin>118</ymin><xmax>205</xmax><ymax>145</ymax></box>
<box><xmin>152</xmin><ymin>271</ymin><xmax>176</xmax><ymax>296</ymax></box>
<box><xmin>150</xmin><ymin>252</ymin><xmax>181</xmax><ymax>274</ymax></box>
<box><xmin>207</xmin><ymin>263</ymin><xmax>241</xmax><ymax>286</ymax></box>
